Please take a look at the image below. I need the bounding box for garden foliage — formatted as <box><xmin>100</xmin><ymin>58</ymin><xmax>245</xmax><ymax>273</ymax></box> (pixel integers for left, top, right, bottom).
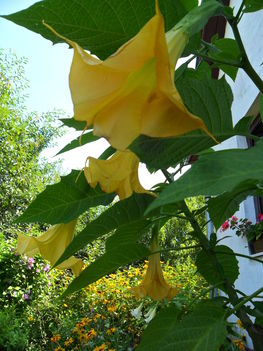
<box><xmin>2</xmin><ymin>0</ymin><xmax>263</xmax><ymax>350</ymax></box>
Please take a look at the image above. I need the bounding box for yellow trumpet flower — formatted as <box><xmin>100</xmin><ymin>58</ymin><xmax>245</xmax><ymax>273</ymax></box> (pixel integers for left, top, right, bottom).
<box><xmin>17</xmin><ymin>220</ymin><xmax>83</xmax><ymax>276</ymax></box>
<box><xmin>44</xmin><ymin>3</ymin><xmax>214</xmax><ymax>150</ymax></box>
<box><xmin>84</xmin><ymin>150</ymin><xmax>153</xmax><ymax>200</ymax></box>
<box><xmin>130</xmin><ymin>238</ymin><xmax>178</xmax><ymax>301</ymax></box>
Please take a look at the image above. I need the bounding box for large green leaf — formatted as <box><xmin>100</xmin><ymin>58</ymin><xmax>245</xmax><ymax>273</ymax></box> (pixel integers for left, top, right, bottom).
<box><xmin>137</xmin><ymin>306</ymin><xmax>180</xmax><ymax>351</ymax></box>
<box><xmin>63</xmin><ymin>220</ymin><xmax>150</xmax><ymax>295</ymax></box>
<box><xmin>59</xmin><ymin>118</ymin><xmax>87</xmax><ymax>131</ymax></box>
<box><xmin>56</xmin><ymin>131</ymin><xmax>99</xmax><ymax>156</ymax></box>
<box><xmin>3</xmin><ymin>0</ymin><xmax>197</xmax><ymax>60</ymax></box>
<box><xmin>138</xmin><ymin>300</ymin><xmax>227</xmax><ymax>351</ymax></box>
<box><xmin>208</xmin><ymin>38</ymin><xmax>241</xmax><ymax>80</ymax></box>
<box><xmin>196</xmin><ymin>245</ymin><xmax>239</xmax><ymax>290</ymax></box>
<box><xmin>131</xmin><ymin>67</ymin><xmax>254</xmax><ymax>171</ymax></box>
<box><xmin>131</xmin><ymin>66</ymin><xmax>232</xmax><ymax>169</ymax></box>
<box><xmin>17</xmin><ymin>170</ymin><xmax>115</xmax><ymax>224</ymax></box>
<box><xmin>146</xmin><ymin>140</ymin><xmax>263</xmax><ymax>213</ymax></box>
<box><xmin>208</xmin><ymin>179</ymin><xmax>263</xmax><ymax>230</ymax></box>
<box><xmin>244</xmin><ymin>0</ymin><xmax>263</xmax><ymax>13</ymax></box>
<box><xmin>55</xmin><ymin>193</ymin><xmax>154</xmax><ymax>266</ymax></box>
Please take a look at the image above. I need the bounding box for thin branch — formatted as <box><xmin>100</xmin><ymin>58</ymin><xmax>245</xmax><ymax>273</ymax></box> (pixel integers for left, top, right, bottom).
<box><xmin>227</xmin><ymin>287</ymin><xmax>263</xmax><ymax>317</ymax></box>
<box><xmin>192</xmin><ymin>50</ymin><xmax>242</xmax><ymax>68</ymax></box>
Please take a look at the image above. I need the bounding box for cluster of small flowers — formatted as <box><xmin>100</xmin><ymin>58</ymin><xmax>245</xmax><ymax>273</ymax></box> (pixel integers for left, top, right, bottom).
<box><xmin>220</xmin><ymin>216</ymin><xmax>239</xmax><ymax>232</ymax></box>
<box><xmin>50</xmin><ymin>315</ymin><xmax>116</xmax><ymax>351</ymax></box>
<box><xmin>220</xmin><ymin>214</ymin><xmax>263</xmax><ymax>242</ymax></box>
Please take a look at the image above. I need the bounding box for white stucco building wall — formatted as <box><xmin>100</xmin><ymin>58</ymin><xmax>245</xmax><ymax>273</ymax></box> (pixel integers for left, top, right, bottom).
<box><xmin>209</xmin><ymin>1</ymin><xmax>263</xmax><ymax>348</ymax></box>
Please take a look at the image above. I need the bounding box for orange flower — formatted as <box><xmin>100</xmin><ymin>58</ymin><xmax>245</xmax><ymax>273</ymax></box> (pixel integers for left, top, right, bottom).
<box><xmin>17</xmin><ymin>221</ymin><xmax>83</xmax><ymax>276</ymax></box>
<box><xmin>50</xmin><ymin>334</ymin><xmax>61</xmax><ymax>343</ymax></box>
<box><xmin>44</xmin><ymin>3</ymin><xmax>213</xmax><ymax>150</ymax></box>
<box><xmin>130</xmin><ymin>238</ymin><xmax>178</xmax><ymax>300</ymax></box>
<box><xmin>93</xmin><ymin>344</ymin><xmax>107</xmax><ymax>351</ymax></box>
<box><xmin>84</xmin><ymin>150</ymin><xmax>153</xmax><ymax>200</ymax></box>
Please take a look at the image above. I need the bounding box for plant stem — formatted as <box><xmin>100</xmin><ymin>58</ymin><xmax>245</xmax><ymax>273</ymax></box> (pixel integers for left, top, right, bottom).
<box><xmin>235</xmin><ymin>0</ymin><xmax>246</xmax><ymax>23</ymax></box>
<box><xmin>229</xmin><ymin>287</ymin><xmax>263</xmax><ymax>317</ymax></box>
<box><xmin>161</xmin><ymin>169</ymin><xmax>262</xmax><ymax>347</ymax></box>
<box><xmin>229</xmin><ymin>19</ymin><xmax>263</xmax><ymax>94</ymax></box>
<box><xmin>193</xmin><ymin>50</ymin><xmax>241</xmax><ymax>67</ymax></box>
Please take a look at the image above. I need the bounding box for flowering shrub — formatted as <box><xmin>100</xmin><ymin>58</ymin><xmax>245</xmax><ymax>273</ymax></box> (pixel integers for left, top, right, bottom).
<box><xmin>47</xmin><ymin>259</ymin><xmax>206</xmax><ymax>351</ymax></box>
<box><xmin>220</xmin><ymin>215</ymin><xmax>263</xmax><ymax>242</ymax></box>
<box><xmin>0</xmin><ymin>233</ymin><xmax>53</xmax><ymax>309</ymax></box>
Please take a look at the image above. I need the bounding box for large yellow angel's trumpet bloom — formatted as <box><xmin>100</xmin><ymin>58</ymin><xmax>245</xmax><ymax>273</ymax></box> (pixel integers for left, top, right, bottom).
<box><xmin>84</xmin><ymin>150</ymin><xmax>154</xmax><ymax>200</ymax></box>
<box><xmin>17</xmin><ymin>220</ymin><xmax>84</xmax><ymax>276</ymax></box>
<box><xmin>130</xmin><ymin>238</ymin><xmax>178</xmax><ymax>301</ymax></box>
<box><xmin>44</xmin><ymin>4</ymin><xmax>214</xmax><ymax>150</ymax></box>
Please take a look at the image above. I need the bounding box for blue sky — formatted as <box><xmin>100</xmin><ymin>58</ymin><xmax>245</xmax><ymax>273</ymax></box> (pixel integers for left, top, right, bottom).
<box><xmin>0</xmin><ymin>0</ymin><xmax>167</xmax><ymax>186</ymax></box>
<box><xmin>0</xmin><ymin>0</ymin><xmax>73</xmax><ymax>115</ymax></box>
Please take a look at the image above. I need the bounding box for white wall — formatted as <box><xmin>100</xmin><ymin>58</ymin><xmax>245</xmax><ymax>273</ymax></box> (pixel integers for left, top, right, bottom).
<box><xmin>212</xmin><ymin>2</ymin><xmax>263</xmax><ymax>348</ymax></box>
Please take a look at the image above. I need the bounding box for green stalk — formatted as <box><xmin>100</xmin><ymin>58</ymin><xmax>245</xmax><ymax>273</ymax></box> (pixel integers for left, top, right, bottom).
<box><xmin>229</xmin><ymin>18</ymin><xmax>263</xmax><ymax>94</ymax></box>
<box><xmin>229</xmin><ymin>287</ymin><xmax>263</xmax><ymax>317</ymax></box>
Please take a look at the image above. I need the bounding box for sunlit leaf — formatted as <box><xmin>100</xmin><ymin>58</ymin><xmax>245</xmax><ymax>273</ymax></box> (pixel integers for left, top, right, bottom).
<box><xmin>55</xmin><ymin>193</ymin><xmax>154</xmax><ymax>266</ymax></box>
<box><xmin>146</xmin><ymin>140</ymin><xmax>263</xmax><ymax>213</ymax></box>
<box><xmin>3</xmin><ymin>0</ymin><xmax>198</xmax><ymax>60</ymax></box>
<box><xmin>17</xmin><ymin>170</ymin><xmax>114</xmax><ymax>224</ymax></box>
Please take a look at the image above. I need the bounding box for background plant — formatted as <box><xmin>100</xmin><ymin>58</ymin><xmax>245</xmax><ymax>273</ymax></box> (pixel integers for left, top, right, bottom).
<box><xmin>2</xmin><ymin>1</ymin><xmax>263</xmax><ymax>351</ymax></box>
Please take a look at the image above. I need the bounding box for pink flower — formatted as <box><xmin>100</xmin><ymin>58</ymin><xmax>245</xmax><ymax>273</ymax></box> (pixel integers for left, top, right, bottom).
<box><xmin>231</xmin><ymin>216</ymin><xmax>238</xmax><ymax>222</ymax></box>
<box><xmin>257</xmin><ymin>213</ymin><xmax>263</xmax><ymax>222</ymax></box>
<box><xmin>221</xmin><ymin>221</ymin><xmax>229</xmax><ymax>232</ymax></box>
<box><xmin>24</xmin><ymin>293</ymin><xmax>29</xmax><ymax>300</ymax></box>
<box><xmin>44</xmin><ymin>265</ymin><xmax>50</xmax><ymax>273</ymax></box>
<box><xmin>27</xmin><ymin>257</ymin><xmax>35</xmax><ymax>269</ymax></box>
<box><xmin>36</xmin><ymin>268</ymin><xmax>40</xmax><ymax>273</ymax></box>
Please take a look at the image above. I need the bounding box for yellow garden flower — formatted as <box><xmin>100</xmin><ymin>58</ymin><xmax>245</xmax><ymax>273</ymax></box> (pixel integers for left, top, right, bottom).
<box><xmin>17</xmin><ymin>221</ymin><xmax>83</xmax><ymax>276</ymax></box>
<box><xmin>107</xmin><ymin>305</ymin><xmax>117</xmax><ymax>313</ymax></box>
<box><xmin>44</xmin><ymin>3</ymin><xmax>213</xmax><ymax>150</ymax></box>
<box><xmin>84</xmin><ymin>150</ymin><xmax>153</xmax><ymax>200</ymax></box>
<box><xmin>130</xmin><ymin>238</ymin><xmax>178</xmax><ymax>300</ymax></box>
<box><xmin>106</xmin><ymin>327</ymin><xmax>116</xmax><ymax>335</ymax></box>
<box><xmin>93</xmin><ymin>344</ymin><xmax>107</xmax><ymax>351</ymax></box>
<box><xmin>50</xmin><ymin>334</ymin><xmax>61</xmax><ymax>343</ymax></box>
<box><xmin>64</xmin><ymin>337</ymin><xmax>74</xmax><ymax>347</ymax></box>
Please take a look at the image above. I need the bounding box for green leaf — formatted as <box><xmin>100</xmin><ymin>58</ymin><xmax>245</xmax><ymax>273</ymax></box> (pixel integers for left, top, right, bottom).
<box><xmin>131</xmin><ymin>65</ymin><xmax>235</xmax><ymax>170</ymax></box>
<box><xmin>253</xmin><ymin>302</ymin><xmax>263</xmax><ymax>328</ymax></box>
<box><xmin>138</xmin><ymin>300</ymin><xmax>227</xmax><ymax>351</ymax></box>
<box><xmin>260</xmin><ymin>94</ymin><xmax>263</xmax><ymax>123</ymax></box>
<box><xmin>64</xmin><ymin>244</ymin><xmax>149</xmax><ymax>296</ymax></box>
<box><xmin>176</xmin><ymin>0</ymin><xmax>223</xmax><ymax>36</ymax></box>
<box><xmin>3</xmin><ymin>0</ymin><xmax>197</xmax><ymax>60</ymax></box>
<box><xmin>56</xmin><ymin>131</ymin><xmax>99</xmax><ymax>156</ymax></box>
<box><xmin>233</xmin><ymin>115</ymin><xmax>256</xmax><ymax>136</ymax></box>
<box><xmin>55</xmin><ymin>193</ymin><xmax>154</xmax><ymax>266</ymax></box>
<box><xmin>146</xmin><ymin>140</ymin><xmax>263</xmax><ymax>213</ymax></box>
<box><xmin>59</xmin><ymin>118</ymin><xmax>87</xmax><ymax>131</ymax></box>
<box><xmin>137</xmin><ymin>306</ymin><xmax>180</xmax><ymax>351</ymax></box>
<box><xmin>98</xmin><ymin>146</ymin><xmax>115</xmax><ymax>160</ymax></box>
<box><xmin>208</xmin><ymin>179</ymin><xmax>263</xmax><ymax>230</ymax></box>
<box><xmin>17</xmin><ymin>170</ymin><xmax>115</xmax><ymax>224</ymax></box>
<box><xmin>196</xmin><ymin>245</ymin><xmax>239</xmax><ymax>289</ymax></box>
<box><xmin>244</xmin><ymin>0</ymin><xmax>263</xmax><ymax>13</ymax></box>
<box><xmin>208</xmin><ymin>38</ymin><xmax>241</xmax><ymax>80</ymax></box>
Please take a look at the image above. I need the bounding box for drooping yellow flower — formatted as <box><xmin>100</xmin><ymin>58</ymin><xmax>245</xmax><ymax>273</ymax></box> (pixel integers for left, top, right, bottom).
<box><xmin>17</xmin><ymin>220</ymin><xmax>83</xmax><ymax>276</ymax></box>
<box><xmin>130</xmin><ymin>238</ymin><xmax>178</xmax><ymax>301</ymax></box>
<box><xmin>44</xmin><ymin>3</ymin><xmax>214</xmax><ymax>150</ymax></box>
<box><xmin>84</xmin><ymin>150</ymin><xmax>153</xmax><ymax>200</ymax></box>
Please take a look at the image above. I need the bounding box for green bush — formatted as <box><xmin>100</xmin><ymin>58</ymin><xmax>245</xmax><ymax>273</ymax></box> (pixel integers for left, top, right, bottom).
<box><xmin>0</xmin><ymin>308</ymin><xmax>27</xmax><ymax>351</ymax></box>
